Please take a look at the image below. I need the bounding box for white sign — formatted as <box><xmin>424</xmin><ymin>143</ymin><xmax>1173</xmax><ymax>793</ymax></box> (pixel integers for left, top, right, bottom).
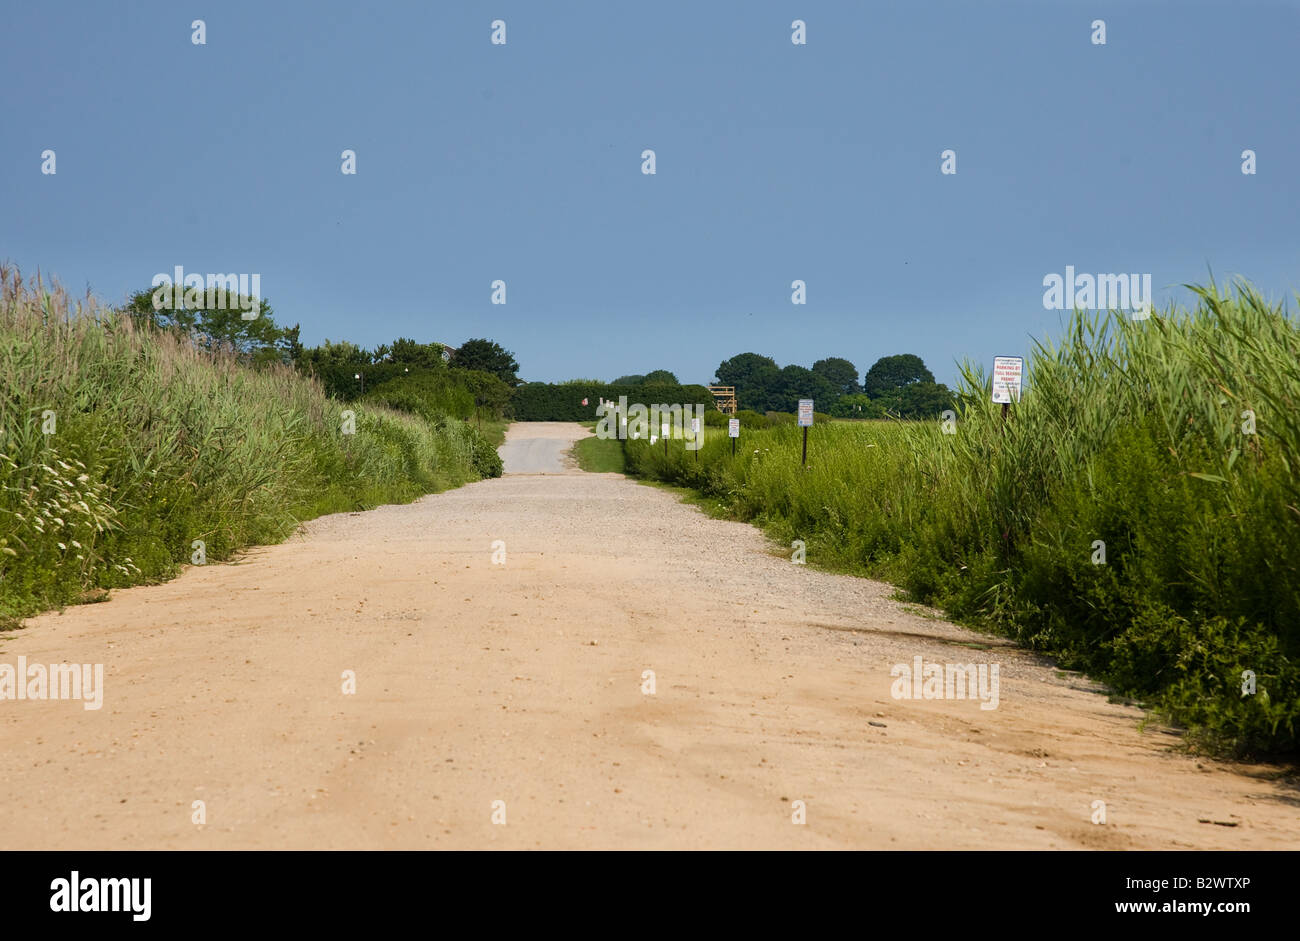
<box><xmin>661</xmin><ymin>422</ymin><xmax>670</xmax><ymax>437</ymax></box>
<box><xmin>728</xmin><ymin>418</ymin><xmax>740</xmax><ymax>438</ymax></box>
<box><xmin>991</xmin><ymin>356</ymin><xmax>1023</xmax><ymax>404</ymax></box>
<box><xmin>690</xmin><ymin>418</ymin><xmax>700</xmax><ymax>434</ymax></box>
<box><xmin>797</xmin><ymin>399</ymin><xmax>814</xmax><ymax>427</ymax></box>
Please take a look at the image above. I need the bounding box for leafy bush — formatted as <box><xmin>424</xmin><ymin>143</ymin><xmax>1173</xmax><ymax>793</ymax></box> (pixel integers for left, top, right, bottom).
<box><xmin>306</xmin><ymin>362</ymin><xmax>422</xmax><ymax>400</ymax></box>
<box><xmin>361</xmin><ymin>370</ymin><xmax>506</xmax><ymax>478</ymax></box>
<box><xmin>470</xmin><ymin>434</ymin><xmax>504</xmax><ymax>478</ymax></box>
<box><xmin>364</xmin><ymin>370</ymin><xmax>474</xmax><ymax>421</ymax></box>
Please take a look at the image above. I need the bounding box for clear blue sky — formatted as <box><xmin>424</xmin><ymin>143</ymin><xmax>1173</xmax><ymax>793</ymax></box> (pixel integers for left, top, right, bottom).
<box><xmin>3</xmin><ymin>1</ymin><xmax>1297</xmax><ymax>387</ymax></box>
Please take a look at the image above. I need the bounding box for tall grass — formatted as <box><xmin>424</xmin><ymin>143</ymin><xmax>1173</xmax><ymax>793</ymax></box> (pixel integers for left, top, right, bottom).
<box><xmin>625</xmin><ymin>280</ymin><xmax>1300</xmax><ymax>757</ymax></box>
<box><xmin>0</xmin><ymin>265</ymin><xmax>493</xmax><ymax>623</ymax></box>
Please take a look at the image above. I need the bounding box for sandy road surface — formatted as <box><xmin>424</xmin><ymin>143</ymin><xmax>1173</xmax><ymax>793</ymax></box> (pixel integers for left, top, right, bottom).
<box><xmin>497</xmin><ymin>423</ymin><xmax>579</xmax><ymax>474</ymax></box>
<box><xmin>0</xmin><ymin>422</ymin><xmax>1295</xmax><ymax>849</ymax></box>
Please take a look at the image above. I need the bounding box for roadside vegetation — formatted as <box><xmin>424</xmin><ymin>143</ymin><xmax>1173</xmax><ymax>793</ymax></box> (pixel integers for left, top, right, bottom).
<box><xmin>623</xmin><ymin>281</ymin><xmax>1300</xmax><ymax>758</ymax></box>
<box><xmin>512</xmin><ymin>379</ymin><xmax>715</xmax><ymax>422</ymax></box>
<box><xmin>0</xmin><ymin>267</ymin><xmax>504</xmax><ymax>624</ymax></box>
<box><xmin>572</xmin><ymin>425</ymin><xmax>625</xmax><ymax>473</ymax></box>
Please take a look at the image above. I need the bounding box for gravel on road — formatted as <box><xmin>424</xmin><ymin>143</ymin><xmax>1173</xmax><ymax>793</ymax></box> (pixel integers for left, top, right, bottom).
<box><xmin>0</xmin><ymin>422</ymin><xmax>1292</xmax><ymax>849</ymax></box>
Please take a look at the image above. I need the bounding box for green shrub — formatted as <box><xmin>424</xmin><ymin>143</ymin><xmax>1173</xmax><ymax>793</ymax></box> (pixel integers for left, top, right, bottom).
<box><xmin>364</xmin><ymin>370</ymin><xmax>475</xmax><ymax>421</ymax></box>
<box><xmin>470</xmin><ymin>434</ymin><xmax>504</xmax><ymax>478</ymax></box>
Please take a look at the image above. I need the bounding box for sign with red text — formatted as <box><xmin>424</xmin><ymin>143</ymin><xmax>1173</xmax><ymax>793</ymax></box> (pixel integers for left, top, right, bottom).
<box><xmin>992</xmin><ymin>356</ymin><xmax>1023</xmax><ymax>404</ymax></box>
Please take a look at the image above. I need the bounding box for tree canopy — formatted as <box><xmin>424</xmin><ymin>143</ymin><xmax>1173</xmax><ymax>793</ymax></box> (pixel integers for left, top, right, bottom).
<box><xmin>709</xmin><ymin>350</ymin><xmax>950</xmax><ymax>418</ymax></box>
<box><xmin>121</xmin><ymin>285</ymin><xmax>299</xmax><ymax>367</ymax></box>
<box><xmin>380</xmin><ymin>337</ymin><xmax>447</xmax><ymax>369</ymax></box>
<box><xmin>812</xmin><ymin>357</ymin><xmax>860</xmax><ymax>396</ymax></box>
<box><xmin>863</xmin><ymin>353</ymin><xmax>934</xmax><ymax>397</ymax></box>
<box><xmin>450</xmin><ymin>338</ymin><xmax>520</xmax><ymax>386</ymax></box>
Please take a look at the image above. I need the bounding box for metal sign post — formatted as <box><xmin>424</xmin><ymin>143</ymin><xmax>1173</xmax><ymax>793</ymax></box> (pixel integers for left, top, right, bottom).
<box><xmin>797</xmin><ymin>399</ymin><xmax>814</xmax><ymax>466</ymax></box>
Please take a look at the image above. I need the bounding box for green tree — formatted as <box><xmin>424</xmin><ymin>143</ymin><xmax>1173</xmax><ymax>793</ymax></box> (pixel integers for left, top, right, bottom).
<box><xmin>384</xmin><ymin>337</ymin><xmax>447</xmax><ymax>369</ymax></box>
<box><xmin>812</xmin><ymin>357</ymin><xmax>860</xmax><ymax>396</ymax></box>
<box><xmin>863</xmin><ymin>353</ymin><xmax>935</xmax><ymax>398</ymax></box>
<box><xmin>458</xmin><ymin>369</ymin><xmax>513</xmax><ymax>418</ymax></box>
<box><xmin>643</xmin><ymin>369</ymin><xmax>679</xmax><ymax>385</ymax></box>
<box><xmin>450</xmin><ymin>338</ymin><xmax>520</xmax><ymax>386</ymax></box>
<box><xmin>715</xmin><ymin>353</ymin><xmax>781</xmax><ymax>412</ymax></box>
<box><xmin>612</xmin><ymin>374</ymin><xmax>647</xmax><ymax>385</ymax></box>
<box><xmin>771</xmin><ymin>364</ymin><xmax>836</xmax><ymax>413</ymax></box>
<box><xmin>122</xmin><ymin>285</ymin><xmax>298</xmax><ymax>366</ymax></box>
<box><xmin>297</xmin><ymin>339</ymin><xmax>371</xmax><ymax>370</ymax></box>
<box><xmin>896</xmin><ymin>381</ymin><xmax>955</xmax><ymax>419</ymax></box>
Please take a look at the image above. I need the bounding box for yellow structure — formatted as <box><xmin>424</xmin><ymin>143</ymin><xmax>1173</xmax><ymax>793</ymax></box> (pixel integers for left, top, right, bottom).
<box><xmin>708</xmin><ymin>385</ymin><xmax>738</xmax><ymax>414</ymax></box>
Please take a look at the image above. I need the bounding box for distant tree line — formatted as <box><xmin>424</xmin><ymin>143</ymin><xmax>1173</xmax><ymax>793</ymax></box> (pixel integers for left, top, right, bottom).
<box><xmin>120</xmin><ymin>284</ymin><xmax>521</xmax><ymax>397</ymax></box>
<box><xmin>713</xmin><ymin>352</ymin><xmax>954</xmax><ymax>419</ymax></box>
<box><xmin>118</xmin><ymin>283</ymin><xmax>523</xmax><ymax>429</ymax></box>
<box><xmin>610</xmin><ymin>369</ymin><xmax>681</xmax><ymax>386</ymax></box>
<box><xmin>119</xmin><ymin>281</ymin><xmax>948</xmax><ymax>420</ymax></box>
<box><xmin>295</xmin><ymin>336</ymin><xmax>520</xmax><ymax>391</ymax></box>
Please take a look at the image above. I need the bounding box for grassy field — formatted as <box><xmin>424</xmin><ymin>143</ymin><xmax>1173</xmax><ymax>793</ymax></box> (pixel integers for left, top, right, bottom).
<box><xmin>0</xmin><ymin>266</ymin><xmax>500</xmax><ymax>624</ymax></box>
<box><xmin>572</xmin><ymin>424</ymin><xmax>626</xmax><ymax>473</ymax></box>
<box><xmin>624</xmin><ymin>281</ymin><xmax>1300</xmax><ymax>758</ymax></box>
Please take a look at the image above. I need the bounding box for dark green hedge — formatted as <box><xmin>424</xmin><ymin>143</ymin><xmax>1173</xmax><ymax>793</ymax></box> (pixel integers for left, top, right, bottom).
<box><xmin>307</xmin><ymin>363</ymin><xmax>420</xmax><ymax>400</ymax></box>
<box><xmin>511</xmin><ymin>382</ymin><xmax>716</xmax><ymax>421</ymax></box>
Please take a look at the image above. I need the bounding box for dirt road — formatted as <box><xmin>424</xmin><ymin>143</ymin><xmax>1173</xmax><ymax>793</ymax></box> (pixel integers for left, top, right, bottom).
<box><xmin>0</xmin><ymin>422</ymin><xmax>1294</xmax><ymax>849</ymax></box>
<box><xmin>497</xmin><ymin>424</ymin><xmax>578</xmax><ymax>474</ymax></box>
